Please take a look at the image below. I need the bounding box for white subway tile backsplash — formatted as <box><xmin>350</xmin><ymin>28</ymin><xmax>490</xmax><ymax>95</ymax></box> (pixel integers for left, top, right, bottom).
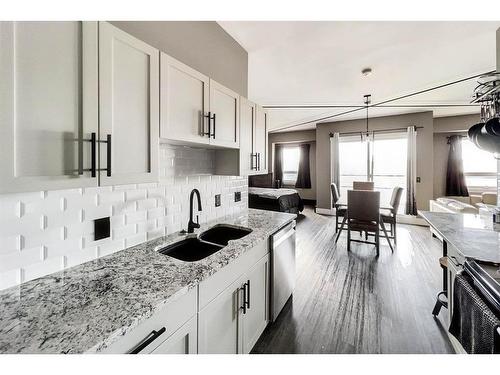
<box><xmin>0</xmin><ymin>143</ymin><xmax>248</xmax><ymax>290</ymax></box>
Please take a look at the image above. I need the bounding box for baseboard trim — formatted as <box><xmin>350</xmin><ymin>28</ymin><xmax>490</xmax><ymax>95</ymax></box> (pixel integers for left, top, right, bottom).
<box><xmin>315</xmin><ymin>207</ymin><xmax>334</xmax><ymax>216</ymax></box>
<box><xmin>397</xmin><ymin>215</ymin><xmax>428</xmax><ymax>226</ymax></box>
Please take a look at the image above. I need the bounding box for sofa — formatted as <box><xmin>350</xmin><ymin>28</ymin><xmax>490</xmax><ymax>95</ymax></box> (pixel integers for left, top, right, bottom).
<box><xmin>429</xmin><ymin>193</ymin><xmax>498</xmax><ymax>214</ymax></box>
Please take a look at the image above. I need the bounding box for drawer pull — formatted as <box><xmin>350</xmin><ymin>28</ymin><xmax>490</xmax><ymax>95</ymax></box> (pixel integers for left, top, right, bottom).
<box><xmin>240</xmin><ymin>284</ymin><xmax>247</xmax><ymax>314</ymax></box>
<box><xmin>246</xmin><ymin>280</ymin><xmax>251</xmax><ymax>310</ymax></box>
<box><xmin>128</xmin><ymin>327</ymin><xmax>166</xmax><ymax>354</ymax></box>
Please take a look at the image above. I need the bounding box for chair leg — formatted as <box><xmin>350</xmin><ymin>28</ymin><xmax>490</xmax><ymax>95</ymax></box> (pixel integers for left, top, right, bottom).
<box><xmin>335</xmin><ymin>216</ymin><xmax>347</xmax><ymax>244</ymax></box>
<box><xmin>380</xmin><ymin>222</ymin><xmax>394</xmax><ymax>252</ymax></box>
<box><xmin>335</xmin><ymin>212</ymin><xmax>339</xmax><ymax>233</ymax></box>
<box><xmin>375</xmin><ymin>229</ymin><xmax>380</xmax><ymax>256</ymax></box>
<box><xmin>393</xmin><ymin>221</ymin><xmax>397</xmax><ymax>245</ymax></box>
<box><xmin>432</xmin><ymin>291</ymin><xmax>448</xmax><ymax>316</ymax></box>
<box><xmin>347</xmin><ymin>226</ymin><xmax>351</xmax><ymax>252</ymax></box>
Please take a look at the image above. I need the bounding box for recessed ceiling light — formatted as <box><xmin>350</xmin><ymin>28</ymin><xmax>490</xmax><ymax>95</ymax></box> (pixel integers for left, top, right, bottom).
<box><xmin>361</xmin><ymin>67</ymin><xmax>372</xmax><ymax>76</ymax></box>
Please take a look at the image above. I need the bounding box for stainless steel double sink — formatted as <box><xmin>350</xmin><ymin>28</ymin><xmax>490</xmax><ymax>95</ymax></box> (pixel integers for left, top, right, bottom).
<box><xmin>156</xmin><ymin>224</ymin><xmax>252</xmax><ymax>262</ymax></box>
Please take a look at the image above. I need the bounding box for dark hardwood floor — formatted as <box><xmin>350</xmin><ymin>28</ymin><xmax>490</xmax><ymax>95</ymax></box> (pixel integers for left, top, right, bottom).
<box><xmin>252</xmin><ymin>206</ymin><xmax>454</xmax><ymax>354</ymax></box>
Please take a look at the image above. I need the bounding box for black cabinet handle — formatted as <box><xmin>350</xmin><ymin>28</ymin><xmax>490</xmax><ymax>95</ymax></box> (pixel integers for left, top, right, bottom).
<box><xmin>246</xmin><ymin>280</ymin><xmax>250</xmax><ymax>310</ymax></box>
<box><xmin>90</xmin><ymin>132</ymin><xmax>97</xmax><ymax>177</ymax></box>
<box><xmin>128</xmin><ymin>327</ymin><xmax>166</xmax><ymax>354</ymax></box>
<box><xmin>240</xmin><ymin>284</ymin><xmax>247</xmax><ymax>314</ymax></box>
<box><xmin>212</xmin><ymin>113</ymin><xmax>216</xmax><ymax>139</ymax></box>
<box><xmin>257</xmin><ymin>153</ymin><xmax>261</xmax><ymax>171</ymax></box>
<box><xmin>203</xmin><ymin>112</ymin><xmax>212</xmax><ymax>137</ymax></box>
<box><xmin>251</xmin><ymin>153</ymin><xmax>258</xmax><ymax>170</ymax></box>
<box><xmin>106</xmin><ymin>134</ymin><xmax>112</xmax><ymax>177</ymax></box>
<box><xmin>78</xmin><ymin>132</ymin><xmax>97</xmax><ymax>177</ymax></box>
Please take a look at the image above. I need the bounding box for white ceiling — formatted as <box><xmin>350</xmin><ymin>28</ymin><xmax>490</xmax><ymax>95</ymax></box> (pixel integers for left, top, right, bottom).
<box><xmin>218</xmin><ymin>21</ymin><xmax>500</xmax><ymax>133</ymax></box>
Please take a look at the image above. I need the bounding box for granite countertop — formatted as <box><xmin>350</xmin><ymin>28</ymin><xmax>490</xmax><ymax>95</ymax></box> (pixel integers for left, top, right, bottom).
<box><xmin>0</xmin><ymin>208</ymin><xmax>296</xmax><ymax>354</ymax></box>
<box><xmin>418</xmin><ymin>210</ymin><xmax>500</xmax><ymax>264</ymax></box>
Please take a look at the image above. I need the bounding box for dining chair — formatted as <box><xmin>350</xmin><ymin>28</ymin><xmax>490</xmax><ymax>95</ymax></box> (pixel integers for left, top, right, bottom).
<box><xmin>380</xmin><ymin>187</ymin><xmax>404</xmax><ymax>245</ymax></box>
<box><xmin>335</xmin><ymin>190</ymin><xmax>394</xmax><ymax>254</ymax></box>
<box><xmin>331</xmin><ymin>183</ymin><xmax>346</xmax><ymax>233</ymax></box>
<box><xmin>353</xmin><ymin>181</ymin><xmax>374</xmax><ymax>190</ymax></box>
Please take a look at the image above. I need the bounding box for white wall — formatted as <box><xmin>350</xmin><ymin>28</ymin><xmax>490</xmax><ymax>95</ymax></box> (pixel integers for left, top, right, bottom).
<box><xmin>0</xmin><ymin>144</ymin><xmax>248</xmax><ymax>290</ymax></box>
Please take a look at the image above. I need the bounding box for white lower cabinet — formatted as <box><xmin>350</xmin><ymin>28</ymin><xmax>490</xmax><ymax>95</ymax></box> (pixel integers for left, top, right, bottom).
<box><xmin>198</xmin><ymin>253</ymin><xmax>270</xmax><ymax>354</ymax></box>
<box><xmin>150</xmin><ymin>316</ymin><xmax>197</xmax><ymax>354</ymax></box>
<box><xmin>101</xmin><ymin>287</ymin><xmax>197</xmax><ymax>354</ymax></box>
<box><xmin>102</xmin><ymin>242</ymin><xmax>270</xmax><ymax>354</ymax></box>
<box><xmin>240</xmin><ymin>255</ymin><xmax>270</xmax><ymax>353</ymax></box>
<box><xmin>198</xmin><ymin>277</ymin><xmax>242</xmax><ymax>354</ymax></box>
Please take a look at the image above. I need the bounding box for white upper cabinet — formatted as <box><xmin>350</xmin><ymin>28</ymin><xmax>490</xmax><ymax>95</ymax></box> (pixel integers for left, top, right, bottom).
<box><xmin>239</xmin><ymin>97</ymin><xmax>256</xmax><ymax>175</ymax></box>
<box><xmin>238</xmin><ymin>99</ymin><xmax>268</xmax><ymax>176</ymax></box>
<box><xmin>160</xmin><ymin>53</ymin><xmax>210</xmax><ymax>145</ymax></box>
<box><xmin>208</xmin><ymin>79</ymin><xmax>240</xmax><ymax>149</ymax></box>
<box><xmin>0</xmin><ymin>21</ymin><xmax>99</xmax><ymax>193</ymax></box>
<box><xmin>160</xmin><ymin>58</ymin><xmax>240</xmax><ymax>150</ymax></box>
<box><xmin>254</xmin><ymin>104</ymin><xmax>268</xmax><ymax>174</ymax></box>
<box><xmin>98</xmin><ymin>22</ymin><xmax>159</xmax><ymax>186</ymax></box>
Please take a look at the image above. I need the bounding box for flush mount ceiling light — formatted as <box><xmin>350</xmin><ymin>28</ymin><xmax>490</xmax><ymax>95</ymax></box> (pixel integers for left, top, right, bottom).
<box><xmin>361</xmin><ymin>67</ymin><xmax>372</xmax><ymax>76</ymax></box>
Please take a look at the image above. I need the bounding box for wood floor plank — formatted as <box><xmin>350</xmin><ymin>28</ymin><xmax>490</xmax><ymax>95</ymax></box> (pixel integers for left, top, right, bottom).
<box><xmin>252</xmin><ymin>206</ymin><xmax>454</xmax><ymax>354</ymax></box>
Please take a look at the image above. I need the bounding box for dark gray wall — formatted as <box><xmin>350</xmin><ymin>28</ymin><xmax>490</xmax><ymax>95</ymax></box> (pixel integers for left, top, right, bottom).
<box><xmin>110</xmin><ymin>21</ymin><xmax>248</xmax><ymax>96</ymax></box>
<box><xmin>268</xmin><ymin>130</ymin><xmax>317</xmax><ymax>200</ymax></box>
<box><xmin>316</xmin><ymin>112</ymin><xmax>434</xmax><ymax>210</ymax></box>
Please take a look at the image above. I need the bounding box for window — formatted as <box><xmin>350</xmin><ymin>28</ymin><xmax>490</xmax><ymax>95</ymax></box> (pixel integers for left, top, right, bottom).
<box><xmin>337</xmin><ymin>132</ymin><xmax>407</xmax><ymax>214</ymax></box>
<box><xmin>372</xmin><ymin>134</ymin><xmax>407</xmax><ymax>214</ymax></box>
<box><xmin>461</xmin><ymin>138</ymin><xmax>497</xmax><ymax>193</ymax></box>
<box><xmin>282</xmin><ymin>146</ymin><xmax>300</xmax><ymax>186</ymax></box>
<box><xmin>338</xmin><ymin>136</ymin><xmax>368</xmax><ymax>199</ymax></box>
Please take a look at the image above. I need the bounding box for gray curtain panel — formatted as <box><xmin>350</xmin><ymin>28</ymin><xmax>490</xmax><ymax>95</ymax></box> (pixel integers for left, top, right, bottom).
<box><xmin>330</xmin><ymin>133</ymin><xmax>340</xmax><ymax>192</ymax></box>
<box><xmin>295</xmin><ymin>143</ymin><xmax>311</xmax><ymax>188</ymax></box>
<box><xmin>405</xmin><ymin>126</ymin><xmax>418</xmax><ymax>215</ymax></box>
<box><xmin>446</xmin><ymin>135</ymin><xmax>469</xmax><ymax>197</ymax></box>
<box><xmin>274</xmin><ymin>144</ymin><xmax>284</xmax><ymax>186</ymax></box>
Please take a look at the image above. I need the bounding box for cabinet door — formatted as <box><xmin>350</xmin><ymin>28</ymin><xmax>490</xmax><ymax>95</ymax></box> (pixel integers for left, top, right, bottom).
<box><xmin>209</xmin><ymin>79</ymin><xmax>240</xmax><ymax>149</ymax></box>
<box><xmin>160</xmin><ymin>54</ymin><xmax>210</xmax><ymax>145</ymax></box>
<box><xmin>254</xmin><ymin>105</ymin><xmax>268</xmax><ymax>174</ymax></box>
<box><xmin>98</xmin><ymin>22</ymin><xmax>159</xmax><ymax>186</ymax></box>
<box><xmin>239</xmin><ymin>97</ymin><xmax>256</xmax><ymax>175</ymax></box>
<box><xmin>198</xmin><ymin>279</ymin><xmax>243</xmax><ymax>354</ymax></box>
<box><xmin>151</xmin><ymin>316</ymin><xmax>197</xmax><ymax>354</ymax></box>
<box><xmin>241</xmin><ymin>254</ymin><xmax>270</xmax><ymax>354</ymax></box>
<box><xmin>0</xmin><ymin>21</ymin><xmax>98</xmax><ymax>193</ymax></box>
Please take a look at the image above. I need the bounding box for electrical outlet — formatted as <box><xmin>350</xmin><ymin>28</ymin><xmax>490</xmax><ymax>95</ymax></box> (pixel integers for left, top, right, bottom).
<box><xmin>94</xmin><ymin>217</ymin><xmax>110</xmax><ymax>241</ymax></box>
<box><xmin>234</xmin><ymin>191</ymin><xmax>241</xmax><ymax>202</ymax></box>
<box><xmin>215</xmin><ymin>194</ymin><xmax>221</xmax><ymax>207</ymax></box>
<box><xmin>416</xmin><ymin>176</ymin><xmax>421</xmax><ymax>183</ymax></box>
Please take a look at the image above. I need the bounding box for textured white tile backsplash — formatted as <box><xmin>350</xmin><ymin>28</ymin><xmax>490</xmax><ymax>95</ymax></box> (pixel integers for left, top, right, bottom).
<box><xmin>0</xmin><ymin>144</ymin><xmax>247</xmax><ymax>290</ymax></box>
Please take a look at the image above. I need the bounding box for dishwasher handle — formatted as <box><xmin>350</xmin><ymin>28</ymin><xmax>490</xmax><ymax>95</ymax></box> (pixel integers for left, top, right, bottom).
<box><xmin>273</xmin><ymin>225</ymin><xmax>296</xmax><ymax>248</ymax></box>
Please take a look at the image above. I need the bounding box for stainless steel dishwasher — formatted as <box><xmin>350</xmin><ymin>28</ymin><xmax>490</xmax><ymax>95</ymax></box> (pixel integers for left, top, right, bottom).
<box><xmin>270</xmin><ymin>220</ymin><xmax>296</xmax><ymax>322</ymax></box>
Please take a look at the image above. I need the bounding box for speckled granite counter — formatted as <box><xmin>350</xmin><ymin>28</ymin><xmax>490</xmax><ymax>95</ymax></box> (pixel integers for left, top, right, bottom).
<box><xmin>0</xmin><ymin>209</ymin><xmax>296</xmax><ymax>354</ymax></box>
<box><xmin>419</xmin><ymin>210</ymin><xmax>500</xmax><ymax>264</ymax></box>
